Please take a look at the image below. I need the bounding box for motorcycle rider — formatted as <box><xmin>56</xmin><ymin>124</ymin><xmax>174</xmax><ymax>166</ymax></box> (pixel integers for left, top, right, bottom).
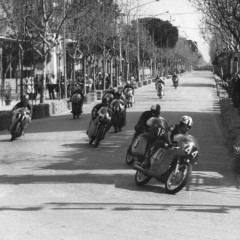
<box><xmin>131</xmin><ymin>104</ymin><xmax>171</xmax><ymax>168</ymax></box>
<box><xmin>141</xmin><ymin>115</ymin><xmax>193</xmax><ymax>170</ymax></box>
<box><xmin>156</xmin><ymin>76</ymin><xmax>165</xmax><ymax>96</ymax></box>
<box><xmin>132</xmin><ymin>104</ymin><xmax>161</xmax><ymax>140</ymax></box>
<box><xmin>70</xmin><ymin>85</ymin><xmax>84</xmax><ymax>114</ymax></box>
<box><xmin>102</xmin><ymin>86</ymin><xmax>117</xmax><ymax>103</ymax></box>
<box><xmin>123</xmin><ymin>81</ymin><xmax>135</xmax><ymax>104</ymax></box>
<box><xmin>113</xmin><ymin>90</ymin><xmax>126</xmax><ymax>107</ymax></box>
<box><xmin>169</xmin><ymin>115</ymin><xmax>193</xmax><ymax>140</ymax></box>
<box><xmin>172</xmin><ymin>71</ymin><xmax>179</xmax><ymax>86</ymax></box>
<box><xmin>110</xmin><ymin>90</ymin><xmax>127</xmax><ymax>130</ymax></box>
<box><xmin>87</xmin><ymin>97</ymin><xmax>112</xmax><ymax>136</ymax></box>
<box><xmin>123</xmin><ymin>80</ymin><xmax>134</xmax><ymax>93</ymax></box>
<box><xmin>9</xmin><ymin>94</ymin><xmax>32</xmax><ymax>134</ymax></box>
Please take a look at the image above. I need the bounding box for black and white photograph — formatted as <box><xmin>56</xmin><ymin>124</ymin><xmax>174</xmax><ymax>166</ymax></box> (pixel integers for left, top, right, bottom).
<box><xmin>0</xmin><ymin>0</ymin><xmax>240</xmax><ymax>239</ymax></box>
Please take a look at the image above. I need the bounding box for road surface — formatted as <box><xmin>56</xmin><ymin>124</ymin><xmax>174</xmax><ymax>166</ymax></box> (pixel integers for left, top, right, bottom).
<box><xmin>0</xmin><ymin>71</ymin><xmax>239</xmax><ymax>240</ymax></box>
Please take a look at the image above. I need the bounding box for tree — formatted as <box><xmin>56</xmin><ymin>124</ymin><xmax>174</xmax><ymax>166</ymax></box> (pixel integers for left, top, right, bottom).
<box><xmin>189</xmin><ymin>0</ymin><xmax>240</xmax><ymax>57</ymax></box>
<box><xmin>138</xmin><ymin>18</ymin><xmax>179</xmax><ymax>48</ymax></box>
<box><xmin>0</xmin><ymin>0</ymin><xmax>69</xmax><ymax>103</ymax></box>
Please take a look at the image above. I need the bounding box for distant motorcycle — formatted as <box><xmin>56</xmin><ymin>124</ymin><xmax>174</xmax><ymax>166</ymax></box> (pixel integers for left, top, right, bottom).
<box><xmin>71</xmin><ymin>93</ymin><xmax>83</xmax><ymax>119</ymax></box>
<box><xmin>10</xmin><ymin>107</ymin><xmax>31</xmax><ymax>141</ymax></box>
<box><xmin>172</xmin><ymin>75</ymin><xmax>179</xmax><ymax>89</ymax></box>
<box><xmin>102</xmin><ymin>92</ymin><xmax>114</xmax><ymax>105</ymax></box>
<box><xmin>124</xmin><ymin>88</ymin><xmax>134</xmax><ymax>108</ymax></box>
<box><xmin>132</xmin><ymin>134</ymin><xmax>199</xmax><ymax>194</ymax></box>
<box><xmin>87</xmin><ymin>107</ymin><xmax>111</xmax><ymax>147</ymax></box>
<box><xmin>156</xmin><ymin>83</ymin><xmax>164</xmax><ymax>99</ymax></box>
<box><xmin>110</xmin><ymin>99</ymin><xmax>126</xmax><ymax>133</ymax></box>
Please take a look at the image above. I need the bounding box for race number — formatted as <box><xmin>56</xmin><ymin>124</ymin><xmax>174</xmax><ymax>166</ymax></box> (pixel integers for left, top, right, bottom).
<box><xmin>185</xmin><ymin>146</ymin><xmax>199</xmax><ymax>159</ymax></box>
<box><xmin>157</xmin><ymin>127</ymin><xmax>165</xmax><ymax>136</ymax></box>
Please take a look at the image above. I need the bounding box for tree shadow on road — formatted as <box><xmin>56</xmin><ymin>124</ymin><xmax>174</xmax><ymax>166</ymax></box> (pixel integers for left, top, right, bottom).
<box><xmin>0</xmin><ymin>110</ymin><xmax>239</xmax><ymax>193</ymax></box>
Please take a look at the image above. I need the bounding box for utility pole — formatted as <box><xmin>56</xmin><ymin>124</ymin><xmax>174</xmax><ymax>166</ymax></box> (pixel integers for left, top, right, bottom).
<box><xmin>63</xmin><ymin>0</ymin><xmax>67</xmax><ymax>98</ymax></box>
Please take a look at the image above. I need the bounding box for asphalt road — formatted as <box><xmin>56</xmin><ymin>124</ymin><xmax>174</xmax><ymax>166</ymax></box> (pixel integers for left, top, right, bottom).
<box><xmin>0</xmin><ymin>71</ymin><xmax>240</xmax><ymax>240</ymax></box>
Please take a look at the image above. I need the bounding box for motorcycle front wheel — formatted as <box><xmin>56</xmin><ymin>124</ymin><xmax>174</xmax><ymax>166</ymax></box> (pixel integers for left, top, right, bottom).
<box><xmin>165</xmin><ymin>162</ymin><xmax>192</xmax><ymax>194</ymax></box>
<box><xmin>135</xmin><ymin>170</ymin><xmax>152</xmax><ymax>186</ymax></box>
<box><xmin>11</xmin><ymin>122</ymin><xmax>22</xmax><ymax>141</ymax></box>
<box><xmin>125</xmin><ymin>145</ymin><xmax>134</xmax><ymax>165</ymax></box>
<box><xmin>94</xmin><ymin>125</ymin><xmax>105</xmax><ymax>147</ymax></box>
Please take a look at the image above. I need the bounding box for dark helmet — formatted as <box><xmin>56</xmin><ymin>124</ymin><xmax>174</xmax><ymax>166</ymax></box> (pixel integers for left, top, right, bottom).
<box><xmin>21</xmin><ymin>95</ymin><xmax>29</xmax><ymax>103</ymax></box>
<box><xmin>115</xmin><ymin>91</ymin><xmax>122</xmax><ymax>98</ymax></box>
<box><xmin>102</xmin><ymin>97</ymin><xmax>109</xmax><ymax>106</ymax></box>
<box><xmin>150</xmin><ymin>104</ymin><xmax>161</xmax><ymax>117</ymax></box>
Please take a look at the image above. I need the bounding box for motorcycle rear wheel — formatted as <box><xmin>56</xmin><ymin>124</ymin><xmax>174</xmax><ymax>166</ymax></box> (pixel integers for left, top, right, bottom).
<box><xmin>135</xmin><ymin>170</ymin><xmax>152</xmax><ymax>186</ymax></box>
<box><xmin>165</xmin><ymin>162</ymin><xmax>192</xmax><ymax>194</ymax></box>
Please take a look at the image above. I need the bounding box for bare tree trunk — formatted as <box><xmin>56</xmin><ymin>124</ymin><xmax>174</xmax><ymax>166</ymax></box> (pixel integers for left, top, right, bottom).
<box><xmin>41</xmin><ymin>55</ymin><xmax>47</xmax><ymax>103</ymax></box>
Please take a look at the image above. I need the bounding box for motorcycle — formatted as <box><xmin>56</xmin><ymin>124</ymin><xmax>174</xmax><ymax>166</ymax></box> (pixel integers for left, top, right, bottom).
<box><xmin>126</xmin><ymin>117</ymin><xmax>169</xmax><ymax>165</ymax></box>
<box><xmin>124</xmin><ymin>88</ymin><xmax>134</xmax><ymax>108</ymax></box>
<box><xmin>172</xmin><ymin>75</ymin><xmax>179</xmax><ymax>89</ymax></box>
<box><xmin>110</xmin><ymin>99</ymin><xmax>126</xmax><ymax>133</ymax></box>
<box><xmin>71</xmin><ymin>93</ymin><xmax>83</xmax><ymax>119</ymax></box>
<box><xmin>102</xmin><ymin>92</ymin><xmax>114</xmax><ymax>105</ymax></box>
<box><xmin>87</xmin><ymin>107</ymin><xmax>111</xmax><ymax>147</ymax></box>
<box><xmin>156</xmin><ymin>83</ymin><xmax>164</xmax><ymax>99</ymax></box>
<box><xmin>132</xmin><ymin>134</ymin><xmax>199</xmax><ymax>194</ymax></box>
<box><xmin>10</xmin><ymin>107</ymin><xmax>31</xmax><ymax>141</ymax></box>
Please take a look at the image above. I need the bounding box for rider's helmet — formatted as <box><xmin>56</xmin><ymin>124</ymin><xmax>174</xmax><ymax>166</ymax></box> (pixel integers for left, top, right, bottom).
<box><xmin>115</xmin><ymin>90</ymin><xmax>122</xmax><ymax>99</ymax></box>
<box><xmin>21</xmin><ymin>95</ymin><xmax>29</xmax><ymax>104</ymax></box>
<box><xmin>150</xmin><ymin>104</ymin><xmax>161</xmax><ymax>117</ymax></box>
<box><xmin>179</xmin><ymin>115</ymin><xmax>193</xmax><ymax>133</ymax></box>
<box><xmin>102</xmin><ymin>97</ymin><xmax>109</xmax><ymax>107</ymax></box>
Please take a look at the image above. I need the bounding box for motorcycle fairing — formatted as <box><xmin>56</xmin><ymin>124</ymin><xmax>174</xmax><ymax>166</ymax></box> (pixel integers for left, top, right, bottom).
<box><xmin>148</xmin><ymin>134</ymin><xmax>199</xmax><ymax>177</ymax></box>
<box><xmin>148</xmin><ymin>147</ymin><xmax>178</xmax><ymax>177</ymax></box>
<box><xmin>131</xmin><ymin>134</ymin><xmax>148</xmax><ymax>156</ymax></box>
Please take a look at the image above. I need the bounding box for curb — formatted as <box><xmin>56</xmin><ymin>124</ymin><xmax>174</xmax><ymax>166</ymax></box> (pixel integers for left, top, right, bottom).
<box><xmin>214</xmin><ymin>74</ymin><xmax>240</xmax><ymax>173</ymax></box>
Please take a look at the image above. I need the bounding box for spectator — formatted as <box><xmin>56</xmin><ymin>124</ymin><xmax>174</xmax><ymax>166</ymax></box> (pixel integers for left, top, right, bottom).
<box><xmin>48</xmin><ymin>74</ymin><xmax>56</xmax><ymax>99</ymax></box>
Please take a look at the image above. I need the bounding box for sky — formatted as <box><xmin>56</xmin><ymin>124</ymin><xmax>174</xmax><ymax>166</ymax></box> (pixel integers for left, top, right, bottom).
<box><xmin>120</xmin><ymin>0</ymin><xmax>210</xmax><ymax>63</ymax></box>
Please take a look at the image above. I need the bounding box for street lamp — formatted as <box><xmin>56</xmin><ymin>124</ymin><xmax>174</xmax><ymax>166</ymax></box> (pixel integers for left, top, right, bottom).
<box><xmin>125</xmin><ymin>0</ymin><xmax>160</xmax><ymax>82</ymax></box>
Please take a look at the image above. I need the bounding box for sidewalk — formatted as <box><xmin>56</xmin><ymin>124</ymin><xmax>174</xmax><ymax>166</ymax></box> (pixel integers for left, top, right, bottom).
<box><xmin>0</xmin><ymin>81</ymin><xmax>155</xmax><ymax>114</ymax></box>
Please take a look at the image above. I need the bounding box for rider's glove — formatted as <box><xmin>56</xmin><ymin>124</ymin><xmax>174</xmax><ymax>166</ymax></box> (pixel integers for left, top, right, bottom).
<box><xmin>165</xmin><ymin>143</ymin><xmax>173</xmax><ymax>149</ymax></box>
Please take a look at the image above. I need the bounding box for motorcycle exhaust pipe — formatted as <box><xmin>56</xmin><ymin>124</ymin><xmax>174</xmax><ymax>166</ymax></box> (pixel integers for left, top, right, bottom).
<box><xmin>132</xmin><ymin>164</ymin><xmax>149</xmax><ymax>174</ymax></box>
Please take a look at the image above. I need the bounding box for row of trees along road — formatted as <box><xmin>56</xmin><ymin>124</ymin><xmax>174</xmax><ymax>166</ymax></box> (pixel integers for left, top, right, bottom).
<box><xmin>190</xmin><ymin>0</ymin><xmax>240</xmax><ymax>76</ymax></box>
<box><xmin>0</xmin><ymin>0</ymin><xmax>203</xmax><ymax>103</ymax></box>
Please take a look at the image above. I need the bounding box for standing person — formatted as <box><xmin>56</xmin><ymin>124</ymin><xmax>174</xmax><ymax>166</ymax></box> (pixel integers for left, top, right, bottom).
<box><xmin>48</xmin><ymin>74</ymin><xmax>56</xmax><ymax>99</ymax></box>
<box><xmin>231</xmin><ymin>73</ymin><xmax>238</xmax><ymax>108</ymax></box>
<box><xmin>236</xmin><ymin>72</ymin><xmax>240</xmax><ymax>108</ymax></box>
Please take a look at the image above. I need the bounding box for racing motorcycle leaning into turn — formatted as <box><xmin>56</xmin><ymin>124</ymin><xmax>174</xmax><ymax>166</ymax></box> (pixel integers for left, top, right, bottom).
<box><xmin>87</xmin><ymin>107</ymin><xmax>112</xmax><ymax>147</ymax></box>
<box><xmin>131</xmin><ymin>133</ymin><xmax>199</xmax><ymax>194</ymax></box>
<box><xmin>10</xmin><ymin>107</ymin><xmax>31</xmax><ymax>141</ymax></box>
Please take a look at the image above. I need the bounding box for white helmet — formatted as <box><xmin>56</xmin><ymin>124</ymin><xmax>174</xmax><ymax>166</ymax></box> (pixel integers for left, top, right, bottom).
<box><xmin>180</xmin><ymin>115</ymin><xmax>193</xmax><ymax>128</ymax></box>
